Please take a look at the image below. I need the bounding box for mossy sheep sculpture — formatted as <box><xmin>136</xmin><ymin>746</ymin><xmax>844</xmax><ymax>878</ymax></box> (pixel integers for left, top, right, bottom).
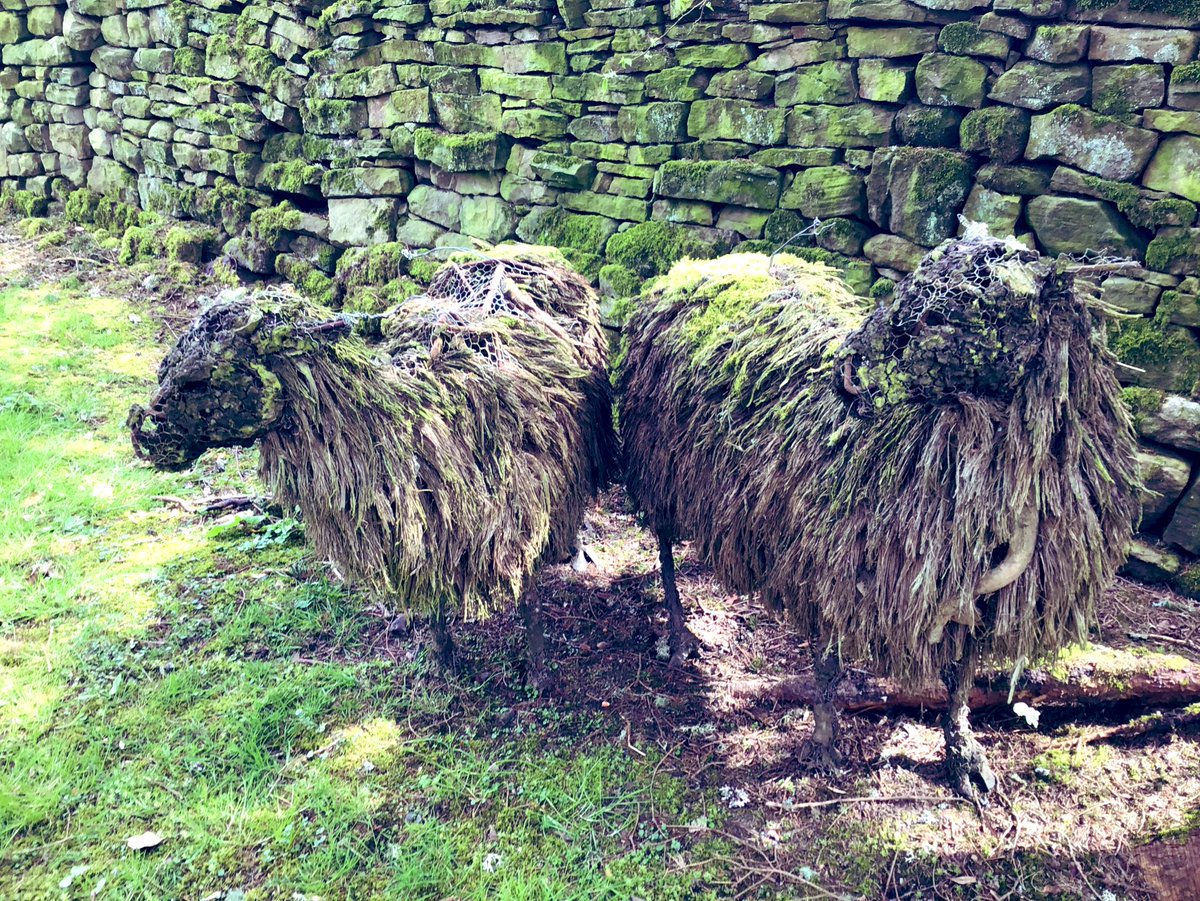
<box><xmin>130</xmin><ymin>250</ymin><xmax>618</xmax><ymax>687</ymax></box>
<box><xmin>619</xmin><ymin>232</ymin><xmax>1140</xmax><ymax>799</ymax></box>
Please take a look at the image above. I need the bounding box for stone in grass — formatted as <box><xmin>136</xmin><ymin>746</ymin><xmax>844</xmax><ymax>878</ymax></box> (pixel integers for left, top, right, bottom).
<box><xmin>866</xmin><ymin>147</ymin><xmax>975</xmax><ymax>247</ymax></box>
<box><xmin>653</xmin><ymin>159</ymin><xmax>782</xmax><ymax>209</ymax></box>
<box><xmin>328</xmin><ymin>197</ymin><xmax>398</xmax><ymax>246</ymax></box>
<box><xmin>959</xmin><ymin>107</ymin><xmax>1030</xmax><ymax>163</ymax></box>
<box><xmin>1026</xmin><ymin>104</ymin><xmax>1158</xmax><ymax>181</ymax></box>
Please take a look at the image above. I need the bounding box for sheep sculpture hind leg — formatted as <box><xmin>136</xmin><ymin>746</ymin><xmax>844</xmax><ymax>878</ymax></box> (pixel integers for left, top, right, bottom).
<box><xmin>429</xmin><ymin>599</ymin><xmax>457</xmax><ymax>674</ymax></box>
<box><xmin>657</xmin><ymin>531</ymin><xmax>699</xmax><ymax>668</ymax></box>
<box><xmin>517</xmin><ymin>585</ymin><xmax>550</xmax><ymax>693</ymax></box>
<box><xmin>940</xmin><ymin>633</ymin><xmax>997</xmax><ymax>802</ymax></box>
<box><xmin>807</xmin><ymin>634</ymin><xmax>845</xmax><ymax>771</ymax></box>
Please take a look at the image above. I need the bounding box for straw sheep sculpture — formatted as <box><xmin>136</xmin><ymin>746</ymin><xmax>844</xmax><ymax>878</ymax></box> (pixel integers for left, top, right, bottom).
<box><xmin>619</xmin><ymin>233</ymin><xmax>1140</xmax><ymax>798</ymax></box>
<box><xmin>130</xmin><ymin>251</ymin><xmax>617</xmax><ymax>687</ymax></box>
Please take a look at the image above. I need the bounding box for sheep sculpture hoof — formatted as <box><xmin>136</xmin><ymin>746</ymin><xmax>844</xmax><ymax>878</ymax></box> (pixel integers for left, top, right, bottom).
<box><xmin>668</xmin><ymin>625</ymin><xmax>700</xmax><ymax>669</ymax></box>
<box><xmin>943</xmin><ymin>724</ymin><xmax>997</xmax><ymax>804</ymax></box>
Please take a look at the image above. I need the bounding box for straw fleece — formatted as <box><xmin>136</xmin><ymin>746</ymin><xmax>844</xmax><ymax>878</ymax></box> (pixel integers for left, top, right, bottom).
<box><xmin>620</xmin><ymin>237</ymin><xmax>1140</xmax><ymax>683</ymax></box>
<box><xmin>134</xmin><ymin>251</ymin><xmax>616</xmax><ymax>619</ymax></box>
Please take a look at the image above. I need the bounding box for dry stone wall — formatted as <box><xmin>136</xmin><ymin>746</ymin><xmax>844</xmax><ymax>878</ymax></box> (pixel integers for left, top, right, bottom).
<box><xmin>3</xmin><ymin>0</ymin><xmax>1200</xmax><ymax>577</ymax></box>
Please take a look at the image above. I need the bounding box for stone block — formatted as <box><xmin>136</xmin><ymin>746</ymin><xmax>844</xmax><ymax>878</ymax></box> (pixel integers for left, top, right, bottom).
<box><xmin>329</xmin><ymin>197</ymin><xmax>398</xmax><ymax>246</ymax></box>
<box><xmin>960</xmin><ymin>106</ymin><xmax>1031</xmax><ymax>162</ymax></box>
<box><xmin>914</xmin><ymin>53</ymin><xmax>988</xmax><ymax>108</ymax></box>
<box><xmin>866</xmin><ymin>147</ymin><xmax>975</xmax><ymax>246</ymax></box>
<box><xmin>960</xmin><ymin>184</ymin><xmax>1021</xmax><ymax>236</ymax></box>
<box><xmin>780</xmin><ymin>166</ymin><xmax>865</xmax><ymax>218</ymax></box>
<box><xmin>654</xmin><ymin>159</ymin><xmax>782</xmax><ymax>208</ymax></box>
<box><xmin>460</xmin><ymin>196</ymin><xmax>518</xmax><ymax>243</ymax></box>
<box><xmin>367</xmin><ymin>89</ymin><xmax>434</xmax><ymax>128</ymax></box>
<box><xmin>408</xmin><ymin>184</ymin><xmax>461</xmax><ymax>229</ymax></box>
<box><xmin>988</xmin><ymin>61</ymin><xmax>1090</xmax><ymax>110</ymax></box>
<box><xmin>530</xmin><ymin>151</ymin><xmax>595</xmax><ymax>189</ymax></box>
<box><xmin>1089</xmin><ymin>26</ymin><xmax>1198</xmax><ymax>65</ymax></box>
<box><xmin>618</xmin><ymin>102</ymin><xmax>690</xmax><ymax>144</ymax></box>
<box><xmin>1026</xmin><ymin>104</ymin><xmax>1158</xmax><ymax>180</ymax></box>
<box><xmin>1143</xmin><ymin>136</ymin><xmax>1200</xmax><ymax>203</ymax></box>
<box><xmin>687</xmin><ymin>99</ymin><xmax>785</xmax><ymax>145</ymax></box>
<box><xmin>857</xmin><ymin>60</ymin><xmax>912</xmax><ymax>103</ymax></box>
<box><xmin>1093</xmin><ymin>64</ymin><xmax>1165</xmax><ymax>114</ymax></box>
<box><xmin>776</xmin><ymin>62</ymin><xmax>857</xmax><ymax>106</ymax></box>
<box><xmin>1024</xmin><ymin>24</ymin><xmax>1090</xmax><ymax>63</ymax></box>
<box><xmin>786</xmin><ymin>103</ymin><xmax>895</xmax><ymax>148</ymax></box>
<box><xmin>846</xmin><ymin>27</ymin><xmax>937</xmax><ymax>58</ymax></box>
<box><xmin>1026</xmin><ymin>195</ymin><xmax>1144</xmax><ymax>258</ymax></box>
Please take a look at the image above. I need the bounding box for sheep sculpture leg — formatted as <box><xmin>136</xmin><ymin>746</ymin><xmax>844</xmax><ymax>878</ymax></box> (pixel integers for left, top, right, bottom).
<box><xmin>809</xmin><ymin>634</ymin><xmax>845</xmax><ymax>770</ymax></box>
<box><xmin>657</xmin><ymin>531</ymin><xmax>698</xmax><ymax>668</ymax></box>
<box><xmin>517</xmin><ymin>585</ymin><xmax>550</xmax><ymax>692</ymax></box>
<box><xmin>429</xmin><ymin>599</ymin><xmax>457</xmax><ymax>673</ymax></box>
<box><xmin>940</xmin><ymin>633</ymin><xmax>997</xmax><ymax>801</ymax></box>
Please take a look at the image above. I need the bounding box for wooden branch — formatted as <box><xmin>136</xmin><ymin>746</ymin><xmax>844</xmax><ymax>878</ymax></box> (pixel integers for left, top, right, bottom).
<box><xmin>729</xmin><ymin>660</ymin><xmax>1200</xmax><ymax>713</ymax></box>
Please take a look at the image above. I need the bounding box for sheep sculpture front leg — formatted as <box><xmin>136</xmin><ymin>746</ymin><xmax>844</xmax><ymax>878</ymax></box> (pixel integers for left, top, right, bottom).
<box><xmin>517</xmin><ymin>586</ymin><xmax>550</xmax><ymax>693</ymax></box>
<box><xmin>940</xmin><ymin>633</ymin><xmax>996</xmax><ymax>801</ymax></box>
<box><xmin>657</xmin><ymin>530</ymin><xmax>698</xmax><ymax>668</ymax></box>
<box><xmin>429</xmin><ymin>599</ymin><xmax>457</xmax><ymax>674</ymax></box>
<box><xmin>809</xmin><ymin>634</ymin><xmax>845</xmax><ymax>770</ymax></box>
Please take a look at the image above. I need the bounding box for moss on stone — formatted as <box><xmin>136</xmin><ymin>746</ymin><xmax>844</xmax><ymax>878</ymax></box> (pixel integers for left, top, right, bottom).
<box><xmin>1120</xmin><ymin>386</ymin><xmax>1165</xmax><ymax>428</ymax></box>
<box><xmin>870</xmin><ymin>278</ymin><xmax>896</xmax><ymax>299</ymax></box>
<box><xmin>1146</xmin><ymin>230</ymin><xmax>1199</xmax><ymax>272</ymax></box>
<box><xmin>605</xmin><ymin>221</ymin><xmax>715</xmax><ymax>280</ymax></box>
<box><xmin>938</xmin><ymin>22</ymin><xmax>985</xmax><ymax>56</ymax></box>
<box><xmin>598</xmin><ymin>262</ymin><xmax>641</xmax><ymax>302</ymax></box>
<box><xmin>1108</xmin><ymin>316</ymin><xmax>1200</xmax><ymax>394</ymax></box>
<box><xmin>117</xmin><ymin>226</ymin><xmax>161</xmax><ymax>266</ymax></box>
<box><xmin>413</xmin><ymin>128</ymin><xmax>505</xmax><ymax>172</ymax></box>
<box><xmin>249</xmin><ymin>202</ymin><xmax>303</xmax><ymax>248</ymax></box>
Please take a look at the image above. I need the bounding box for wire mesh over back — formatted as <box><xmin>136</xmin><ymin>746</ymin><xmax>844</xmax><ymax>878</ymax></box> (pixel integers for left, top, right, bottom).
<box><xmin>384</xmin><ymin>257</ymin><xmax>583</xmax><ymax>372</ymax></box>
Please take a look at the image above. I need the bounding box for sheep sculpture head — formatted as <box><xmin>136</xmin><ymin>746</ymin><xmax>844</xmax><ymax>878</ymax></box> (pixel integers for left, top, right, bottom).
<box><xmin>128</xmin><ymin>298</ymin><xmax>313</xmax><ymax>470</ymax></box>
<box><xmin>835</xmin><ymin>239</ymin><xmax>1048</xmax><ymax>414</ymax></box>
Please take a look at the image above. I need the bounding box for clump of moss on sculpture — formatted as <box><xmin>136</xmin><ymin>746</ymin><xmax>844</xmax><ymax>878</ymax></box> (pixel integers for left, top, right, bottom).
<box><xmin>130</xmin><ymin>250</ymin><xmax>618</xmax><ymax>686</ymax></box>
<box><xmin>619</xmin><ymin>234</ymin><xmax>1140</xmax><ymax>799</ymax></box>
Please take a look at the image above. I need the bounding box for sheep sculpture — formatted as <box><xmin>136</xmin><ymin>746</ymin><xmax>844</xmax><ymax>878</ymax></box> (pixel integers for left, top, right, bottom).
<box><xmin>130</xmin><ymin>250</ymin><xmax>618</xmax><ymax>687</ymax></box>
<box><xmin>619</xmin><ymin>232</ymin><xmax>1141</xmax><ymax>799</ymax></box>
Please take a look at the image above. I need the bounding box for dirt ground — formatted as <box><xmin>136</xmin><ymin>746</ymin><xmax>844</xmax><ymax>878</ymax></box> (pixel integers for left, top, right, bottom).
<box><xmin>4</xmin><ymin>217</ymin><xmax>1199</xmax><ymax>899</ymax></box>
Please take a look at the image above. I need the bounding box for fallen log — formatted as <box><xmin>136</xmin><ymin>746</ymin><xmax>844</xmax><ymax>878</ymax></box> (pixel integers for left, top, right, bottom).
<box><xmin>729</xmin><ymin>650</ymin><xmax>1200</xmax><ymax>713</ymax></box>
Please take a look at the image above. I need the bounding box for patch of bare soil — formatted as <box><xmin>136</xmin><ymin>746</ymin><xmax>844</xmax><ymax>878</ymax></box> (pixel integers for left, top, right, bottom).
<box><xmin>392</xmin><ymin>487</ymin><xmax>1200</xmax><ymax>899</ymax></box>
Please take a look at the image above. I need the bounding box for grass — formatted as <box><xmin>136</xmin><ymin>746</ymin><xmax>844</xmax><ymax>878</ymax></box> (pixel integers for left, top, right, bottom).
<box><xmin>0</xmin><ymin>279</ymin><xmax>725</xmax><ymax>899</ymax></box>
